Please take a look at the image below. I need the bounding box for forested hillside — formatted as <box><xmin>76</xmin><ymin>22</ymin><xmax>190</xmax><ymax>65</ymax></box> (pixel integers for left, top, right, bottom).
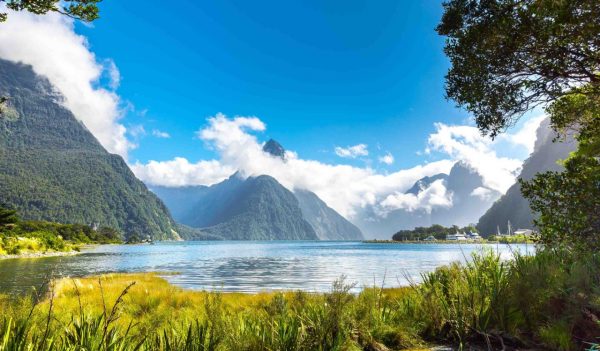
<box><xmin>0</xmin><ymin>59</ymin><xmax>176</xmax><ymax>240</ymax></box>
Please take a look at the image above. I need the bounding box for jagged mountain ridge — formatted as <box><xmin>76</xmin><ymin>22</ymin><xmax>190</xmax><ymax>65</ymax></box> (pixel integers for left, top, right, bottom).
<box><xmin>0</xmin><ymin>59</ymin><xmax>176</xmax><ymax>240</ymax></box>
<box><xmin>355</xmin><ymin>161</ymin><xmax>500</xmax><ymax>239</ymax></box>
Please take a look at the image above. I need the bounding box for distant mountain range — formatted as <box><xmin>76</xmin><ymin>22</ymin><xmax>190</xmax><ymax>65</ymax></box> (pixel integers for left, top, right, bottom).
<box><xmin>0</xmin><ymin>59</ymin><xmax>177</xmax><ymax>240</ymax></box>
<box><xmin>151</xmin><ymin>140</ymin><xmax>363</xmax><ymax>240</ymax></box>
<box><xmin>476</xmin><ymin>118</ymin><xmax>576</xmax><ymax>235</ymax></box>
<box><xmin>355</xmin><ymin>161</ymin><xmax>501</xmax><ymax>239</ymax></box>
<box><xmin>1</xmin><ymin>58</ymin><xmax>570</xmax><ymax>242</ymax></box>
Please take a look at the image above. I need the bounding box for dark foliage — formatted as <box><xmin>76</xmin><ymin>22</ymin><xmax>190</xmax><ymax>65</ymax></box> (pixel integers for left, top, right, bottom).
<box><xmin>437</xmin><ymin>0</ymin><xmax>600</xmax><ymax>137</ymax></box>
<box><xmin>0</xmin><ymin>59</ymin><xmax>176</xmax><ymax>240</ymax></box>
<box><xmin>392</xmin><ymin>224</ymin><xmax>476</xmax><ymax>241</ymax></box>
<box><xmin>0</xmin><ymin>205</ymin><xmax>18</xmax><ymax>227</ymax></box>
<box><xmin>0</xmin><ymin>0</ymin><xmax>101</xmax><ymax>22</ymax></box>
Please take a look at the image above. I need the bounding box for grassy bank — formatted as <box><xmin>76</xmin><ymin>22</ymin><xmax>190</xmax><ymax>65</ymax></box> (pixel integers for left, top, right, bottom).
<box><xmin>0</xmin><ymin>249</ymin><xmax>598</xmax><ymax>350</ymax></box>
<box><xmin>0</xmin><ymin>207</ymin><xmax>122</xmax><ymax>256</ymax></box>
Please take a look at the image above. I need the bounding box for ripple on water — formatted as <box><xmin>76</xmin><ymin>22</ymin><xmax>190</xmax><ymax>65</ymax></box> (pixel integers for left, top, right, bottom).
<box><xmin>0</xmin><ymin>241</ymin><xmax>535</xmax><ymax>295</ymax></box>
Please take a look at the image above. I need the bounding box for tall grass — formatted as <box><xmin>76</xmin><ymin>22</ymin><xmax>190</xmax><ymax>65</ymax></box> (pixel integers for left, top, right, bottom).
<box><xmin>0</xmin><ymin>249</ymin><xmax>598</xmax><ymax>350</ymax></box>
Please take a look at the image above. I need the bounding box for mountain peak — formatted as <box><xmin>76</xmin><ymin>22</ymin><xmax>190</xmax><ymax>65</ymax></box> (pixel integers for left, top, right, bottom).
<box><xmin>263</xmin><ymin>139</ymin><xmax>285</xmax><ymax>159</ymax></box>
<box><xmin>405</xmin><ymin>173</ymin><xmax>448</xmax><ymax>195</ymax></box>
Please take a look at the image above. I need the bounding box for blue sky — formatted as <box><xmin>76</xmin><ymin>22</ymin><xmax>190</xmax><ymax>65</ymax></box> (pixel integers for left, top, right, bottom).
<box><xmin>76</xmin><ymin>0</ymin><xmax>473</xmax><ymax>169</ymax></box>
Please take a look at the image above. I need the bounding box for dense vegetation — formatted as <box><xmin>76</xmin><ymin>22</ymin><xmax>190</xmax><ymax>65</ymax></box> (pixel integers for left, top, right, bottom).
<box><xmin>391</xmin><ymin>224</ymin><xmax>477</xmax><ymax>241</ymax></box>
<box><xmin>0</xmin><ymin>59</ymin><xmax>177</xmax><ymax>241</ymax></box>
<box><xmin>0</xmin><ymin>206</ymin><xmax>121</xmax><ymax>255</ymax></box>
<box><xmin>0</xmin><ymin>248</ymin><xmax>598</xmax><ymax>350</ymax></box>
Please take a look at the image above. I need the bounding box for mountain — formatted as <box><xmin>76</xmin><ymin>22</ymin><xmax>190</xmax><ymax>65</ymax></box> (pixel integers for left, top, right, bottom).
<box><xmin>294</xmin><ymin>189</ymin><xmax>363</xmax><ymax>240</ymax></box>
<box><xmin>476</xmin><ymin>118</ymin><xmax>577</xmax><ymax>236</ymax></box>
<box><xmin>405</xmin><ymin>173</ymin><xmax>448</xmax><ymax>195</ymax></box>
<box><xmin>152</xmin><ymin>140</ymin><xmax>364</xmax><ymax>240</ymax></box>
<box><xmin>159</xmin><ymin>173</ymin><xmax>318</xmax><ymax>240</ymax></box>
<box><xmin>0</xmin><ymin>59</ymin><xmax>177</xmax><ymax>240</ymax></box>
<box><xmin>150</xmin><ymin>185</ymin><xmax>209</xmax><ymax>224</ymax></box>
<box><xmin>263</xmin><ymin>139</ymin><xmax>286</xmax><ymax>159</ymax></box>
<box><xmin>198</xmin><ymin>175</ymin><xmax>319</xmax><ymax>240</ymax></box>
<box><xmin>355</xmin><ymin>162</ymin><xmax>499</xmax><ymax>239</ymax></box>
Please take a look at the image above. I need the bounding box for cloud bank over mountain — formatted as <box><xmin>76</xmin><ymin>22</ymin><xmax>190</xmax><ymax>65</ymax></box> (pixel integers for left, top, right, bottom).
<box><xmin>132</xmin><ymin>113</ymin><xmax>542</xmax><ymax>220</ymax></box>
<box><xmin>0</xmin><ymin>9</ymin><xmax>131</xmax><ymax>158</ymax></box>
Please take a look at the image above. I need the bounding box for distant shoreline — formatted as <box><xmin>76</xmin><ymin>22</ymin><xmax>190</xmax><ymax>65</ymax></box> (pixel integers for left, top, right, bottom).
<box><xmin>365</xmin><ymin>239</ymin><xmax>498</xmax><ymax>244</ymax></box>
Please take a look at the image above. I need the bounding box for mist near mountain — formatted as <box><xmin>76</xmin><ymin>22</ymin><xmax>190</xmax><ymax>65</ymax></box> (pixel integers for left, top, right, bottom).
<box><xmin>294</xmin><ymin>189</ymin><xmax>363</xmax><ymax>240</ymax></box>
<box><xmin>476</xmin><ymin>118</ymin><xmax>577</xmax><ymax>236</ymax></box>
<box><xmin>0</xmin><ymin>59</ymin><xmax>176</xmax><ymax>240</ymax></box>
<box><xmin>356</xmin><ymin>161</ymin><xmax>500</xmax><ymax>239</ymax></box>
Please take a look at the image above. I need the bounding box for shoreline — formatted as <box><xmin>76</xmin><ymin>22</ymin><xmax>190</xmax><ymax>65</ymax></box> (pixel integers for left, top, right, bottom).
<box><xmin>0</xmin><ymin>244</ymin><xmax>100</xmax><ymax>260</ymax></box>
<box><xmin>364</xmin><ymin>239</ymin><xmax>489</xmax><ymax>244</ymax></box>
<box><xmin>363</xmin><ymin>239</ymin><xmax>533</xmax><ymax>244</ymax></box>
<box><xmin>0</xmin><ymin>250</ymin><xmax>81</xmax><ymax>260</ymax></box>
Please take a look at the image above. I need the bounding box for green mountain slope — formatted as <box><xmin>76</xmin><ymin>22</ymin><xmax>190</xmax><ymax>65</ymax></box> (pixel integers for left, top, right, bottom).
<box><xmin>175</xmin><ymin>175</ymin><xmax>318</xmax><ymax>240</ymax></box>
<box><xmin>0</xmin><ymin>59</ymin><xmax>176</xmax><ymax>240</ymax></box>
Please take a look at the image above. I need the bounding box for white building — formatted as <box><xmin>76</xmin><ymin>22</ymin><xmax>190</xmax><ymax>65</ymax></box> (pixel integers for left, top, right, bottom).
<box><xmin>514</xmin><ymin>229</ymin><xmax>533</xmax><ymax>236</ymax></box>
<box><xmin>467</xmin><ymin>231</ymin><xmax>482</xmax><ymax>240</ymax></box>
<box><xmin>446</xmin><ymin>232</ymin><xmax>467</xmax><ymax>241</ymax></box>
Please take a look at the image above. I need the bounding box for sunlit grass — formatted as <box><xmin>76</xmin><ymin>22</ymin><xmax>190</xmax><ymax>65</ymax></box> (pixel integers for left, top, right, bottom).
<box><xmin>1</xmin><ymin>249</ymin><xmax>598</xmax><ymax>350</ymax></box>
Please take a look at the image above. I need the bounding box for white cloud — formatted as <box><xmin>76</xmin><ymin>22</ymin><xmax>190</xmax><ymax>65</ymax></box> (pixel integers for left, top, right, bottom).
<box><xmin>335</xmin><ymin>144</ymin><xmax>368</xmax><ymax>158</ymax></box>
<box><xmin>132</xmin><ymin>118</ymin><xmax>544</xmax><ymax>219</ymax></box>
<box><xmin>0</xmin><ymin>9</ymin><xmax>132</xmax><ymax>158</ymax></box>
<box><xmin>379</xmin><ymin>179</ymin><xmax>453</xmax><ymax>214</ymax></box>
<box><xmin>427</xmin><ymin>123</ymin><xmax>522</xmax><ymax>194</ymax></box>
<box><xmin>379</xmin><ymin>153</ymin><xmax>394</xmax><ymax>165</ymax></box>
<box><xmin>134</xmin><ymin>114</ymin><xmax>454</xmax><ymax>218</ymax></box>
<box><xmin>130</xmin><ymin>157</ymin><xmax>235</xmax><ymax>188</ymax></box>
<box><xmin>129</xmin><ymin>125</ymin><xmax>146</xmax><ymax>138</ymax></box>
<box><xmin>500</xmin><ymin>115</ymin><xmax>546</xmax><ymax>154</ymax></box>
<box><xmin>470</xmin><ymin>187</ymin><xmax>495</xmax><ymax>201</ymax></box>
<box><xmin>104</xmin><ymin>59</ymin><xmax>120</xmax><ymax>90</ymax></box>
<box><xmin>152</xmin><ymin>129</ymin><xmax>171</xmax><ymax>138</ymax></box>
<box><xmin>133</xmin><ymin>113</ymin><xmax>543</xmax><ymax>219</ymax></box>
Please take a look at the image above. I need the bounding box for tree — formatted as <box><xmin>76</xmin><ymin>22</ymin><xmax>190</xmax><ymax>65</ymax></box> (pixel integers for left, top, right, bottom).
<box><xmin>521</xmin><ymin>156</ymin><xmax>600</xmax><ymax>252</ymax></box>
<box><xmin>437</xmin><ymin>0</ymin><xmax>600</xmax><ymax>137</ymax></box>
<box><xmin>438</xmin><ymin>0</ymin><xmax>600</xmax><ymax>251</ymax></box>
<box><xmin>0</xmin><ymin>0</ymin><xmax>101</xmax><ymax>23</ymax></box>
<box><xmin>520</xmin><ymin>91</ymin><xmax>600</xmax><ymax>251</ymax></box>
<box><xmin>0</xmin><ymin>206</ymin><xmax>19</xmax><ymax>229</ymax></box>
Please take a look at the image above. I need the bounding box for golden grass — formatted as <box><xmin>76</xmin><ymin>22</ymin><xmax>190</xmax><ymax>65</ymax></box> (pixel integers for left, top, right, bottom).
<box><xmin>46</xmin><ymin>273</ymin><xmax>316</xmax><ymax>333</ymax></box>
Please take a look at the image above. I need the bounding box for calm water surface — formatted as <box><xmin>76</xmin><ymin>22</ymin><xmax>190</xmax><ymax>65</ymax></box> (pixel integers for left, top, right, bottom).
<box><xmin>0</xmin><ymin>241</ymin><xmax>534</xmax><ymax>295</ymax></box>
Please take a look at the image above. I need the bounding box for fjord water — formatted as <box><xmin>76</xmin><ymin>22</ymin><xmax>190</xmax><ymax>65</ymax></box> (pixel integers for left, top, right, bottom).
<box><xmin>0</xmin><ymin>241</ymin><xmax>533</xmax><ymax>295</ymax></box>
